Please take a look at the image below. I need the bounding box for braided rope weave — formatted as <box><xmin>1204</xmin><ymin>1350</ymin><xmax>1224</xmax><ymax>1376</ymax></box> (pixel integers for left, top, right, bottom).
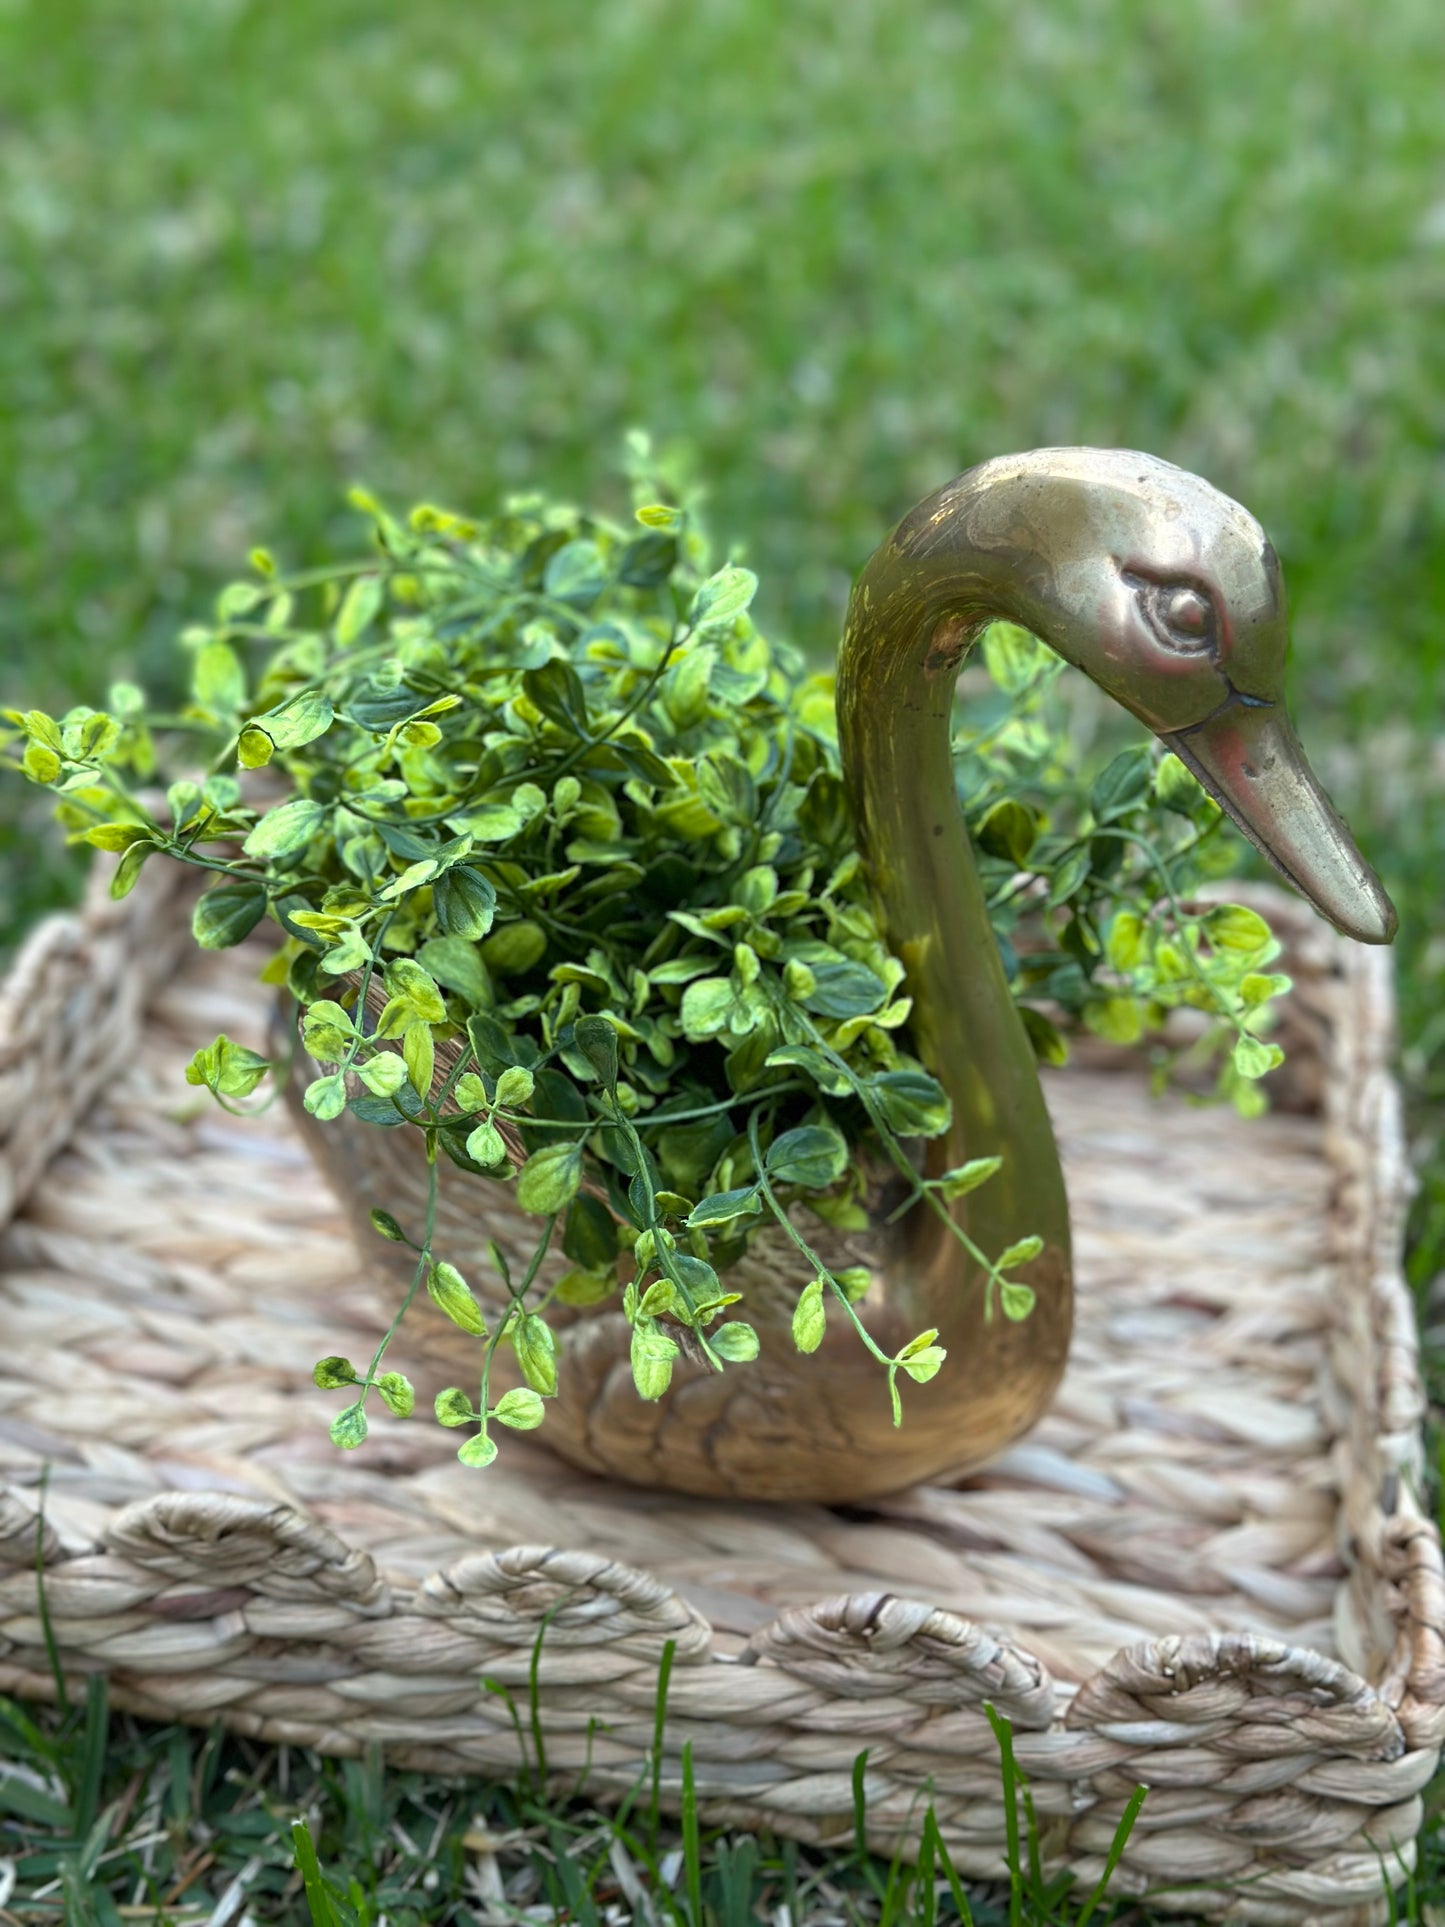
<box><xmin>0</xmin><ymin>865</ymin><xmax>1439</xmax><ymax>1921</ymax></box>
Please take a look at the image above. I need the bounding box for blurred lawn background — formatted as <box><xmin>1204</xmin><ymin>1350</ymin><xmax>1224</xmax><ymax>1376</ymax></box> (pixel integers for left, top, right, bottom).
<box><xmin>1</xmin><ymin>0</ymin><xmax>1444</xmax><ymax>1912</ymax></box>
<box><xmin>7</xmin><ymin>0</ymin><xmax>1441</xmax><ymax>1262</ymax></box>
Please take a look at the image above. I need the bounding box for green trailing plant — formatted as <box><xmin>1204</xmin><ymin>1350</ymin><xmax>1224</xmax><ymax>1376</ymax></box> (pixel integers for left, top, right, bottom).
<box><xmin>2</xmin><ymin>441</ymin><xmax>1292</xmax><ymax>1469</ymax></box>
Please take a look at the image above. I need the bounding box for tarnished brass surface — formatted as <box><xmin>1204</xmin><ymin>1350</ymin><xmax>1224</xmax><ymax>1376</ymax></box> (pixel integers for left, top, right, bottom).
<box><xmin>830</xmin><ymin>447</ymin><xmax>1395</xmax><ymax>1497</ymax></box>
<box><xmin>297</xmin><ymin>449</ymin><xmax>1395</xmax><ymax>1502</ymax></box>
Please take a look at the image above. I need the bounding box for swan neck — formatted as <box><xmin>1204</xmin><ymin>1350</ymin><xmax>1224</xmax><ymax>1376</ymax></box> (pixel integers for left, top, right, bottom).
<box><xmin>836</xmin><ymin>505</ymin><xmax>1070</xmax><ymax>1309</ymax></box>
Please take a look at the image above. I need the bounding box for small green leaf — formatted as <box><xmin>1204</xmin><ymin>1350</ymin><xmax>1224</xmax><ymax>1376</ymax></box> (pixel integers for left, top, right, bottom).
<box><xmin>465</xmin><ymin>1119</ymin><xmax>508</xmax><ymax>1167</ymax></box>
<box><xmin>687</xmin><ymin>1186</ymin><xmax>762</xmax><ymax>1229</ymax></box>
<box><xmin>1020</xmin><ymin>1005</ymin><xmax>1070</xmax><ymax>1067</ymax></box>
<box><xmin>679</xmin><ymin>976</ymin><xmax>736</xmax><ymax>1041</ymax></box>
<box><xmin>321</xmin><ymin>928</ymin><xmax>371</xmax><ymax>976</ymax></box>
<box><xmin>376</xmin><ymin>1371</ymin><xmax>415</xmax><ymax>1418</ymax></box>
<box><xmin>427</xmin><ymin>1261</ymin><xmax>487</xmax><ymax>1336</ymax></box>
<box><xmin>866</xmin><ymin>1069</ymin><xmax>952</xmax><ymax>1137</ymax></box>
<box><xmin>301</xmin><ymin>1000</ymin><xmax>356</xmax><ymax>1062</ymax></box>
<box><xmin>434</xmin><ymin>1387</ymin><xmax>475</xmax><ymax>1427</ymax></box>
<box><xmin>21</xmin><ymin>741</ymin><xmax>62</xmax><ymax>783</ymax></box>
<box><xmin>1090</xmin><ymin>746</ymin><xmax>1153</xmax><ymax>821</ymax></box>
<box><xmin>976</xmin><ymin>798</ymin><xmax>1038</xmax><ymax>866</ymax></box>
<box><xmin>1000</xmin><ymin>1281</ymin><xmax>1037</xmax><ymax>1321</ymax></box>
<box><xmin>1045</xmin><ymin>847</ymin><xmax>1091</xmax><ymax>908</ymax></box>
<box><xmin>710</xmin><ymin>1321</ymin><xmax>759</xmax><ymax>1362</ymax></box>
<box><xmin>419</xmin><ymin>935</ymin><xmax>492</xmax><ymax>1008</ymax></box>
<box><xmin>185</xmin><ymin>1034</ymin><xmax>271</xmax><ymax>1099</ymax></box>
<box><xmin>1233</xmin><ymin>1035</ymin><xmax>1285</xmax><ymax>1079</ymax></box>
<box><xmin>515</xmin><ymin>1141</ymin><xmax>584</xmax><ymax>1214</ymax></box>
<box><xmin>937</xmin><ymin>1156</ymin><xmax>1002</xmax><ymax>1200</ymax></box>
<box><xmin>1106</xmin><ymin>910</ymin><xmax>1148</xmax><ymax>972</ymax></box>
<box><xmin>481</xmin><ymin>919</ymin><xmax>547</xmax><ymax>975</ymax></box>
<box><xmin>797</xmin><ymin>952</ymin><xmax>888</xmax><ymax>1021</ymax></box>
<box><xmin>1240</xmin><ymin>970</ymin><xmax>1292</xmax><ymax>1008</ymax></box>
<box><xmin>899</xmin><ymin>1343</ymin><xmax>946</xmax><ymax>1383</ymax></box>
<box><xmin>639</xmin><ymin>1275</ymin><xmax>679</xmax><ymax>1319</ymax></box>
<box><xmin>1206</xmin><ymin>904</ymin><xmax>1274</xmax><ymax>954</ymax></box>
<box><xmin>216</xmin><ymin>581</ymin><xmax>261</xmax><ymax>620</ymax></box>
<box><xmin>434</xmin><ymin>865</ymin><xmax>497</xmax><ymax>939</ymax></box>
<box><xmin>237</xmin><ymin>725</ymin><xmax>275</xmax><ymax>768</ymax></box>
<box><xmin>573</xmin><ymin>1014</ymin><xmax>620</xmax><ymax>1087</ymax></box>
<box><xmin>194</xmin><ymin>640</ymin><xmax>246</xmax><ymax>712</ymax></box>
<box><xmin>764</xmin><ymin>1042</ymin><xmax>852</xmax><ymax>1096</ymax></box>
<box><xmin>109</xmin><ymin>836</ymin><xmax>158</xmax><ymax>899</ymax></box>
<box><xmin>554</xmin><ymin>1266</ymin><xmax>616</xmax><ymax>1305</ymax></box>
<box><xmin>403</xmin><ymin>1020</ymin><xmax>435</xmax><ymax>1100</ymax></box>
<box><xmin>357</xmin><ymin>1052</ymin><xmax>407</xmax><ymax>1097</ymax></box>
<box><xmin>384</xmin><ymin>957</ymin><xmax>448</xmax><ymax>1023</ymax></box>
<box><xmin>766</xmin><ymin>1123</ymin><xmax>849</xmax><ymax>1188</ymax></box>
<box><xmin>370</xmin><ymin>1209</ymin><xmax>406</xmax><ymax>1242</ymax></box>
<box><xmin>493</xmin><ymin>1386</ymin><xmax>546</xmax><ymax>1430</ymax></box>
<box><xmin>543</xmin><ymin>539</ymin><xmax>608</xmax><ymax>605</ymax></box>
<box><xmin>512</xmin><ymin>1313</ymin><xmax>558</xmax><ymax>1395</ymax></box>
<box><xmin>330</xmin><ymin>1405</ymin><xmax>368</xmax><ymax>1450</ymax></box>
<box><xmin>493</xmin><ymin>1064</ymin><xmax>535</xmax><ymax>1109</ymax></box>
<box><xmin>312</xmin><ymin>1355</ymin><xmax>356</xmax><ymax>1390</ymax></box>
<box><xmin>82</xmin><ymin>821</ymin><xmax>148</xmax><ymax>854</ymax></box>
<box><xmin>688</xmin><ymin>565</ymin><xmax>757</xmax><ymax>630</ymax></box>
<box><xmin>1084</xmin><ymin>995</ymin><xmax>1144</xmax><ymax>1045</ymax></box>
<box><xmin>192</xmin><ymin>881</ymin><xmax>268</xmax><ymax>950</ymax></box>
<box><xmin>336</xmin><ymin>573</ymin><xmax>384</xmax><ymax>645</ymax></box>
<box><xmin>242</xmin><ymin>797</ymin><xmax>327</xmax><ymax>860</ymax></box>
<box><xmin>630</xmin><ymin>1324</ymin><xmax>679</xmax><ymax>1400</ymax></box>
<box><xmin>303</xmin><ymin>1073</ymin><xmax>347</xmax><ymax>1121</ymax></box>
<box><xmin>451</xmin><ymin>801</ymin><xmax>525</xmax><ymax>842</ymax></box>
<box><xmin>995</xmin><ymin>1235</ymin><xmax>1044</xmax><ymax>1272</ymax></box>
<box><xmin>457</xmin><ymin>1429</ymin><xmax>499</xmax><ymax>1468</ymax></box>
<box><xmin>262</xmin><ymin>689</ymin><xmax>334</xmax><ymax>750</ymax></box>
<box><xmin>982</xmin><ymin>621</ymin><xmax>1052</xmax><ymax>695</ymax></box>
<box><xmin>1154</xmin><ymin>752</ymin><xmax>1203</xmax><ymax>814</ymax></box>
<box><xmin>792</xmin><ymin>1276</ymin><xmax>826</xmax><ymax>1353</ymax></box>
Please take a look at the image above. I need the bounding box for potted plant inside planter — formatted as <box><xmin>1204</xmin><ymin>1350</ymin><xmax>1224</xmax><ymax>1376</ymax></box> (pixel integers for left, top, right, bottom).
<box><xmin>3</xmin><ymin>440</ymin><xmax>1393</xmax><ymax>1503</ymax></box>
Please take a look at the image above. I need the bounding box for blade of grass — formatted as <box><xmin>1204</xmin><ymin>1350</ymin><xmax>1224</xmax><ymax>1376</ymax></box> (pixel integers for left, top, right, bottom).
<box><xmin>0</xmin><ymin>1691</ymin><xmax>62</xmax><ymax>1768</ymax></box>
<box><xmin>852</xmin><ymin>1746</ymin><xmax>871</xmax><ymax>1863</ymax></box>
<box><xmin>681</xmin><ymin>1739</ymin><xmax>702</xmax><ymax>1927</ymax></box>
<box><xmin>481</xmin><ymin>1674</ymin><xmax>532</xmax><ymax>1797</ymax></box>
<box><xmin>292</xmin><ymin>1815</ymin><xmax>346</xmax><ymax>1927</ymax></box>
<box><xmin>1074</xmin><ymin>1783</ymin><xmax>1148</xmax><ymax>1927</ymax></box>
<box><xmin>0</xmin><ymin>1769</ymin><xmax>73</xmax><ymax>1829</ymax></box>
<box><xmin>717</xmin><ymin>1833</ymin><xmax>758</xmax><ymax>1927</ymax></box>
<box><xmin>916</xmin><ymin>1808</ymin><xmax>938</xmax><ymax>1927</ymax></box>
<box><xmin>983</xmin><ymin>1703</ymin><xmax>1023</xmax><ymax>1927</ymax></box>
<box><xmin>527</xmin><ymin>1625</ymin><xmax>551</xmax><ymax>1792</ymax></box>
<box><xmin>73</xmin><ymin>1672</ymin><xmax>109</xmax><ymax>1842</ymax></box>
<box><xmin>649</xmin><ymin>1636</ymin><xmax>678</xmax><ymax>1852</ymax></box>
<box><xmin>921</xmin><ymin>1807</ymin><xmax>975</xmax><ymax>1927</ymax></box>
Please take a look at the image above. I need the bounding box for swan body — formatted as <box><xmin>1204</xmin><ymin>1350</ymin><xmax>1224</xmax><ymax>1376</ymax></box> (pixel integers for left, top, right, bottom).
<box><xmin>297</xmin><ymin>449</ymin><xmax>1395</xmax><ymax>1502</ymax></box>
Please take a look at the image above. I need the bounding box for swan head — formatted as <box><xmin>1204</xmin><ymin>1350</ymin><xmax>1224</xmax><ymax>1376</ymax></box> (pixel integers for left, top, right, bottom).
<box><xmin>902</xmin><ymin>448</ymin><xmax>1397</xmax><ymax>945</ymax></box>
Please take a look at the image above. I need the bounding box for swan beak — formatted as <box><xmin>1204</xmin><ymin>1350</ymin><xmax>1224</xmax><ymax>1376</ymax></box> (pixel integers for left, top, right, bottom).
<box><xmin>1167</xmin><ymin>701</ymin><xmax>1398</xmax><ymax>945</ymax></box>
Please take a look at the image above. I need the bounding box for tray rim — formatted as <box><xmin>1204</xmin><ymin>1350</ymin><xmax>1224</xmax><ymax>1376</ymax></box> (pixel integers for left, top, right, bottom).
<box><xmin>1</xmin><ymin>863</ymin><xmax>1440</xmax><ymax>1922</ymax></box>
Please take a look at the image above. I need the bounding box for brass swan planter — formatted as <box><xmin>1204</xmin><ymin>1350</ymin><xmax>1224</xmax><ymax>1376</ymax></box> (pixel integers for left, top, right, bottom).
<box><xmin>293</xmin><ymin>448</ymin><xmax>1395</xmax><ymax>1504</ymax></box>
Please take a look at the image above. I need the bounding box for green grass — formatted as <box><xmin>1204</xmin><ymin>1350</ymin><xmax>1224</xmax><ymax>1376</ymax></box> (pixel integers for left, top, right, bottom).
<box><xmin>1</xmin><ymin>0</ymin><xmax>1443</xmax><ymax>1917</ymax></box>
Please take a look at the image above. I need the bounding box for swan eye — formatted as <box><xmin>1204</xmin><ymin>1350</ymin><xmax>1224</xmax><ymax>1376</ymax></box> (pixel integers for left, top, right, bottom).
<box><xmin>1123</xmin><ymin>572</ymin><xmax>1218</xmax><ymax>657</ymax></box>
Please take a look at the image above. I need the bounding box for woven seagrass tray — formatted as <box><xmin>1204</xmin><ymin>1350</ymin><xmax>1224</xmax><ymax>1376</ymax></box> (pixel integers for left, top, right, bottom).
<box><xmin>1</xmin><ymin>864</ymin><xmax>1441</xmax><ymax>1923</ymax></box>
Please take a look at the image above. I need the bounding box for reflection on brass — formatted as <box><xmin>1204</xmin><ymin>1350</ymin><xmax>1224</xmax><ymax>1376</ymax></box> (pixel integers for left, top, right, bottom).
<box><xmin>302</xmin><ymin>449</ymin><xmax>1397</xmax><ymax>1503</ymax></box>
